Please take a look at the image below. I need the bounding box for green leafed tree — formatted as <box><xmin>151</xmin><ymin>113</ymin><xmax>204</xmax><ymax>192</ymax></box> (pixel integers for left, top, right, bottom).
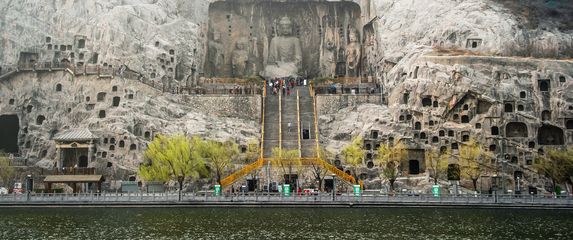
<box><xmin>197</xmin><ymin>139</ymin><xmax>239</xmax><ymax>185</ymax></box>
<box><xmin>139</xmin><ymin>135</ymin><xmax>207</xmax><ymax>189</ymax></box>
<box><xmin>376</xmin><ymin>141</ymin><xmax>407</xmax><ymax>191</ymax></box>
<box><xmin>535</xmin><ymin>148</ymin><xmax>573</xmax><ymax>194</ymax></box>
<box><xmin>425</xmin><ymin>147</ymin><xmax>450</xmax><ymax>185</ymax></box>
<box><xmin>459</xmin><ymin>139</ymin><xmax>494</xmax><ymax>192</ymax></box>
<box><xmin>341</xmin><ymin>136</ymin><xmax>365</xmax><ymax>182</ymax></box>
<box><xmin>0</xmin><ymin>151</ymin><xmax>15</xmax><ymax>188</ymax></box>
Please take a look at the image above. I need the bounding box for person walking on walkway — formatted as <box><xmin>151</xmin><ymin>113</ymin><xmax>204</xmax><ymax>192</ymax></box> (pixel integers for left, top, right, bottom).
<box><xmin>288</xmin><ymin>122</ymin><xmax>292</xmax><ymax>133</ymax></box>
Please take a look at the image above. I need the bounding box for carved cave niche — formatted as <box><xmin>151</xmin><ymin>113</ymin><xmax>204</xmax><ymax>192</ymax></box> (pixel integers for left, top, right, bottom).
<box><xmin>422</xmin><ymin>97</ymin><xmax>432</xmax><ymax>107</ymax></box>
<box><xmin>476</xmin><ymin>100</ymin><xmax>491</xmax><ymax>114</ymax></box>
<box><xmin>541</xmin><ymin>110</ymin><xmax>551</xmax><ymax>121</ymax></box>
<box><xmin>506</xmin><ymin>122</ymin><xmax>528</xmax><ymax>138</ymax></box>
<box><xmin>491</xmin><ymin>126</ymin><xmax>499</xmax><ymax>135</ymax></box>
<box><xmin>0</xmin><ymin>115</ymin><xmax>19</xmax><ymax>153</ymax></box>
<box><xmin>97</xmin><ymin>92</ymin><xmax>106</xmax><ymax>102</ymax></box>
<box><xmin>205</xmin><ymin>1</ymin><xmax>361</xmax><ymax>78</ymax></box>
<box><xmin>566</xmin><ymin>119</ymin><xmax>573</xmax><ymax>129</ymax></box>
<box><xmin>112</xmin><ymin>97</ymin><xmax>121</xmax><ymax>107</ymax></box>
<box><xmin>537</xmin><ymin>125</ymin><xmax>564</xmax><ymax>145</ymax></box>
<box><xmin>461</xmin><ymin>115</ymin><xmax>470</xmax><ymax>123</ymax></box>
<box><xmin>504</xmin><ymin>102</ymin><xmax>514</xmax><ymax>113</ymax></box>
<box><xmin>36</xmin><ymin>115</ymin><xmax>46</xmax><ymax>125</ymax></box>
<box><xmin>448</xmin><ymin>130</ymin><xmax>455</xmax><ymax>137</ymax></box>
<box><xmin>538</xmin><ymin>79</ymin><xmax>550</xmax><ymax>92</ymax></box>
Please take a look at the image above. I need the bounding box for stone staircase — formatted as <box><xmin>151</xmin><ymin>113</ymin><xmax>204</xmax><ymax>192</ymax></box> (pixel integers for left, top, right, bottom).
<box><xmin>263</xmin><ymin>93</ymin><xmax>280</xmax><ymax>157</ymax></box>
<box><xmin>281</xmin><ymin>88</ymin><xmax>300</xmax><ymax>155</ymax></box>
<box><xmin>221</xmin><ymin>84</ymin><xmax>362</xmax><ymax>189</ymax></box>
<box><xmin>298</xmin><ymin>86</ymin><xmax>317</xmax><ymax>158</ymax></box>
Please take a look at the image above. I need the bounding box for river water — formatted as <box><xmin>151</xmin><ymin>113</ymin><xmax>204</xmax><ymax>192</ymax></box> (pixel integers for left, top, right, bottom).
<box><xmin>0</xmin><ymin>207</ymin><xmax>572</xmax><ymax>239</ymax></box>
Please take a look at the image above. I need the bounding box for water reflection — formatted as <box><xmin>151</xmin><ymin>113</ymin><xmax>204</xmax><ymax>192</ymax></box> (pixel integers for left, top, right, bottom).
<box><xmin>0</xmin><ymin>208</ymin><xmax>572</xmax><ymax>239</ymax></box>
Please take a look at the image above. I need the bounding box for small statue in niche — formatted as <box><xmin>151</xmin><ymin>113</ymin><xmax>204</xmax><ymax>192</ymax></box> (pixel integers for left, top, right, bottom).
<box><xmin>207</xmin><ymin>31</ymin><xmax>225</xmax><ymax>76</ymax></box>
<box><xmin>346</xmin><ymin>29</ymin><xmax>361</xmax><ymax>77</ymax></box>
<box><xmin>232</xmin><ymin>38</ymin><xmax>249</xmax><ymax>77</ymax></box>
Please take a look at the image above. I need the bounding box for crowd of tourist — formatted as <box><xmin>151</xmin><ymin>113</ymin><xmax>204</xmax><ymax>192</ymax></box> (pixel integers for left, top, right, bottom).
<box><xmin>266</xmin><ymin>77</ymin><xmax>307</xmax><ymax>96</ymax></box>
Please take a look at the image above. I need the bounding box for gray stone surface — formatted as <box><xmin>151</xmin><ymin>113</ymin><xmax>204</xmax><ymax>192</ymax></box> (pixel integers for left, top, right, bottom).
<box><xmin>0</xmin><ymin>71</ymin><xmax>260</xmax><ymax>175</ymax></box>
<box><xmin>1</xmin><ymin>0</ymin><xmax>573</xmax><ymax>193</ymax></box>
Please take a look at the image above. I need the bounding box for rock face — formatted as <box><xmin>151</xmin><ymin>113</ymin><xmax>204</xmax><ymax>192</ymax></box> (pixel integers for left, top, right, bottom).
<box><xmin>0</xmin><ymin>71</ymin><xmax>260</xmax><ymax>177</ymax></box>
<box><xmin>1</xmin><ymin>0</ymin><xmax>573</xmax><ymax>193</ymax></box>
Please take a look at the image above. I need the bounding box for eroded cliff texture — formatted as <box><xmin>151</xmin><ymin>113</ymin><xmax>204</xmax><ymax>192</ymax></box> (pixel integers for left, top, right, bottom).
<box><xmin>1</xmin><ymin>0</ymin><xmax>572</xmax><ymax>192</ymax></box>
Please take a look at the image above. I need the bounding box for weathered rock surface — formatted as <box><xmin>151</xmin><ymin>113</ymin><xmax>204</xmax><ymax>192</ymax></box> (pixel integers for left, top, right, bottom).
<box><xmin>1</xmin><ymin>0</ymin><xmax>573</xmax><ymax>192</ymax></box>
<box><xmin>0</xmin><ymin>71</ymin><xmax>260</xmax><ymax>176</ymax></box>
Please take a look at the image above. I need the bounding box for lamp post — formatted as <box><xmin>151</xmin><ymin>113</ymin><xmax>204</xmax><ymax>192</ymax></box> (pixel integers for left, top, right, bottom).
<box><xmin>332</xmin><ymin>174</ymin><xmax>336</xmax><ymax>201</ymax></box>
<box><xmin>177</xmin><ymin>175</ymin><xmax>184</xmax><ymax>202</ymax></box>
<box><xmin>516</xmin><ymin>176</ymin><xmax>521</xmax><ymax>195</ymax></box>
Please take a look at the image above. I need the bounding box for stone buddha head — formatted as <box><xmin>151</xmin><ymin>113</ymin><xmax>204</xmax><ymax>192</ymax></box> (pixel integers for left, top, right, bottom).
<box><xmin>278</xmin><ymin>16</ymin><xmax>293</xmax><ymax>36</ymax></box>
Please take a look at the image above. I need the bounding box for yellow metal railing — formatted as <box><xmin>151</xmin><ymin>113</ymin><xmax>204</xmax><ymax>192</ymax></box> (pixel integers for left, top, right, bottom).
<box><xmin>315</xmin><ymin>158</ymin><xmax>357</xmax><ymax>184</ymax></box>
<box><xmin>220</xmin><ymin>158</ymin><xmax>264</xmax><ymax>187</ymax></box>
<box><xmin>310</xmin><ymin>84</ymin><xmax>321</xmax><ymax>160</ymax></box>
<box><xmin>296</xmin><ymin>90</ymin><xmax>302</xmax><ymax>158</ymax></box>
<box><xmin>278</xmin><ymin>81</ymin><xmax>282</xmax><ymax>156</ymax></box>
<box><xmin>260</xmin><ymin>80</ymin><xmax>266</xmax><ymax>159</ymax></box>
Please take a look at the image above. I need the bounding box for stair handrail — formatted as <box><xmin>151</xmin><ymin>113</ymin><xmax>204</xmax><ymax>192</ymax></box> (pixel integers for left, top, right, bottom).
<box><xmin>260</xmin><ymin>80</ymin><xmax>266</xmax><ymax>160</ymax></box>
<box><xmin>278</xmin><ymin>80</ymin><xmax>282</xmax><ymax>156</ymax></box>
<box><xmin>220</xmin><ymin>158</ymin><xmax>264</xmax><ymax>187</ymax></box>
<box><xmin>296</xmin><ymin>89</ymin><xmax>302</xmax><ymax>158</ymax></box>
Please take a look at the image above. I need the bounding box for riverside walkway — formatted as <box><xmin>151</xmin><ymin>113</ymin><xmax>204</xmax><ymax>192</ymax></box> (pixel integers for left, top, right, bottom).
<box><xmin>2</xmin><ymin>192</ymin><xmax>573</xmax><ymax>209</ymax></box>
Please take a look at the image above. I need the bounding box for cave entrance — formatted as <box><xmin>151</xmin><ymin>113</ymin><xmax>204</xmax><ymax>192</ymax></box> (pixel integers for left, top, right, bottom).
<box><xmin>537</xmin><ymin>125</ymin><xmax>564</xmax><ymax>145</ymax></box>
<box><xmin>0</xmin><ymin>115</ymin><xmax>20</xmax><ymax>153</ymax></box>
<box><xmin>447</xmin><ymin>164</ymin><xmax>460</xmax><ymax>180</ymax></box>
<box><xmin>408</xmin><ymin>160</ymin><xmax>420</xmax><ymax>175</ymax></box>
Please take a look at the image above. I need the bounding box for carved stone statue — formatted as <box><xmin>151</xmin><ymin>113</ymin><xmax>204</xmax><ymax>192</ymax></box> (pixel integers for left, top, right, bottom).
<box><xmin>320</xmin><ymin>28</ymin><xmax>336</xmax><ymax>77</ymax></box>
<box><xmin>232</xmin><ymin>38</ymin><xmax>249</xmax><ymax>77</ymax></box>
<box><xmin>262</xmin><ymin>16</ymin><xmax>302</xmax><ymax>78</ymax></box>
<box><xmin>207</xmin><ymin>32</ymin><xmax>225</xmax><ymax>76</ymax></box>
<box><xmin>346</xmin><ymin>29</ymin><xmax>361</xmax><ymax>77</ymax></box>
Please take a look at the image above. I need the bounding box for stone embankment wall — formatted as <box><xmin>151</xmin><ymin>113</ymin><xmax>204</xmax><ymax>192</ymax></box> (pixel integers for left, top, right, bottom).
<box><xmin>316</xmin><ymin>95</ymin><xmax>382</xmax><ymax>115</ymax></box>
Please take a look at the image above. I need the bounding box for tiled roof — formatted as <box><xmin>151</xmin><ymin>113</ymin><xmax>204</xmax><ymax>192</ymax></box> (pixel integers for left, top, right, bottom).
<box><xmin>53</xmin><ymin>128</ymin><xmax>97</xmax><ymax>141</ymax></box>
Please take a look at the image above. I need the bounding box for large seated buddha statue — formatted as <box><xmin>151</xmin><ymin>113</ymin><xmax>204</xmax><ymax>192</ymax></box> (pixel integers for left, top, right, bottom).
<box><xmin>261</xmin><ymin>16</ymin><xmax>302</xmax><ymax>78</ymax></box>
